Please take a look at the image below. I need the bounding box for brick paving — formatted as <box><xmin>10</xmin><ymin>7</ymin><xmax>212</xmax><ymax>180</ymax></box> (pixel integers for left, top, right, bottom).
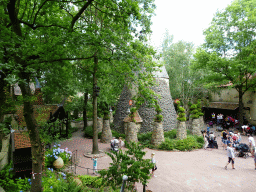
<box><xmin>59</xmin><ymin>127</ymin><xmax>256</xmax><ymax>192</ymax></box>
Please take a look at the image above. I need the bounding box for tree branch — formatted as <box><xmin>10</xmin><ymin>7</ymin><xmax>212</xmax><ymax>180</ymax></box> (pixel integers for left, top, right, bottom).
<box><xmin>70</xmin><ymin>0</ymin><xmax>94</xmax><ymax>31</ymax></box>
<box><xmin>19</xmin><ymin>20</ymin><xmax>68</xmax><ymax>30</ymax></box>
<box><xmin>33</xmin><ymin>0</ymin><xmax>49</xmax><ymax>25</ymax></box>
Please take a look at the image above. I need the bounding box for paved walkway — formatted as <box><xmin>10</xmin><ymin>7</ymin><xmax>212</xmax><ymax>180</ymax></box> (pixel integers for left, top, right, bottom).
<box><xmin>59</xmin><ymin>127</ymin><xmax>256</xmax><ymax>192</ymax></box>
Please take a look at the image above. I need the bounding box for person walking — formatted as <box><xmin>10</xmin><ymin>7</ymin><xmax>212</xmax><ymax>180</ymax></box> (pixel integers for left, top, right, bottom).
<box><xmin>92</xmin><ymin>155</ymin><xmax>98</xmax><ymax>174</ymax></box>
<box><xmin>203</xmin><ymin>131</ymin><xmax>209</xmax><ymax>150</ymax></box>
<box><xmin>151</xmin><ymin>153</ymin><xmax>157</xmax><ymax>177</ymax></box>
<box><xmin>224</xmin><ymin>143</ymin><xmax>235</xmax><ymax>170</ymax></box>
<box><xmin>248</xmin><ymin>134</ymin><xmax>255</xmax><ymax>157</ymax></box>
<box><xmin>223</xmin><ymin>129</ymin><xmax>228</xmax><ymax>150</ymax></box>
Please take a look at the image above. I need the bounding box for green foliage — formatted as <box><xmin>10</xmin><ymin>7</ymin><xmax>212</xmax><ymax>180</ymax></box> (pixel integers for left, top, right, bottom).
<box><xmin>0</xmin><ymin>88</ymin><xmax>17</xmax><ymax>115</ymax></box>
<box><xmin>78</xmin><ymin>175</ymin><xmax>103</xmax><ymax>188</ymax></box>
<box><xmin>158</xmin><ymin>136</ymin><xmax>203</xmax><ymax>151</ymax></box>
<box><xmin>111</xmin><ymin>130</ymin><xmax>126</xmax><ymax>139</ymax></box>
<box><xmin>138</xmin><ymin>132</ymin><xmax>153</xmax><ymax>146</ymax></box>
<box><xmin>154</xmin><ymin>114</ymin><xmax>163</xmax><ymax>122</ymax></box>
<box><xmin>129</xmin><ymin>107</ymin><xmax>137</xmax><ymax>122</ymax></box>
<box><xmin>164</xmin><ymin>129</ymin><xmax>177</xmax><ymax>139</ymax></box>
<box><xmin>190</xmin><ymin>114</ymin><xmax>199</xmax><ymax>119</ymax></box>
<box><xmin>99</xmin><ymin>142</ymin><xmax>153</xmax><ymax>190</ymax></box>
<box><xmin>0</xmin><ymin>116</ymin><xmax>12</xmax><ymax>136</ymax></box>
<box><xmin>177</xmin><ymin>117</ymin><xmax>187</xmax><ymax>122</ymax></box>
<box><xmin>192</xmin><ymin>0</ymin><xmax>256</xmax><ymax>125</ymax></box>
<box><xmin>0</xmin><ymin>162</ymin><xmax>31</xmax><ymax>192</ymax></box>
<box><xmin>84</xmin><ymin>126</ymin><xmax>101</xmax><ymax>139</ymax></box>
<box><xmin>177</xmin><ymin>101</ymin><xmax>186</xmax><ymax>121</ymax></box>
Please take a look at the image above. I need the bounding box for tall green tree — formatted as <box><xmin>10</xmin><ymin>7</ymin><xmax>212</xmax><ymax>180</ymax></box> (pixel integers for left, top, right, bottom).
<box><xmin>161</xmin><ymin>31</ymin><xmax>206</xmax><ymax>113</ymax></box>
<box><xmin>192</xmin><ymin>0</ymin><xmax>256</xmax><ymax>126</ymax></box>
<box><xmin>0</xmin><ymin>0</ymin><xmax>157</xmax><ymax>191</ymax></box>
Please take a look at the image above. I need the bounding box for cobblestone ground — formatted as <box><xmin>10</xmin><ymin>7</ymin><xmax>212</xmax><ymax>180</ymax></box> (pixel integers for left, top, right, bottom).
<box><xmin>59</xmin><ymin>126</ymin><xmax>256</xmax><ymax>192</ymax></box>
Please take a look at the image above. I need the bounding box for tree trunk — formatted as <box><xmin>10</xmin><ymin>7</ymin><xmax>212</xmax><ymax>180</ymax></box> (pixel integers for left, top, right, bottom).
<box><xmin>238</xmin><ymin>86</ymin><xmax>244</xmax><ymax>127</ymax></box>
<box><xmin>18</xmin><ymin>76</ymin><xmax>44</xmax><ymax>192</ymax></box>
<box><xmin>92</xmin><ymin>56</ymin><xmax>99</xmax><ymax>154</ymax></box>
<box><xmin>0</xmin><ymin>71</ymin><xmax>7</xmax><ymax>123</ymax></box>
<box><xmin>83</xmin><ymin>92</ymin><xmax>88</xmax><ymax>131</ymax></box>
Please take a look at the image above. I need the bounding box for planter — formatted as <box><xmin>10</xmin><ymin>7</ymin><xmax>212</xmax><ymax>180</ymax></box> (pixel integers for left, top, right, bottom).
<box><xmin>191</xmin><ymin>118</ymin><xmax>201</xmax><ymax>136</ymax></box>
<box><xmin>101</xmin><ymin>120</ymin><xmax>112</xmax><ymax>143</ymax></box>
<box><xmin>151</xmin><ymin>121</ymin><xmax>164</xmax><ymax>146</ymax></box>
<box><xmin>177</xmin><ymin>121</ymin><xmax>187</xmax><ymax>140</ymax></box>
<box><xmin>125</xmin><ymin>122</ymin><xmax>141</xmax><ymax>143</ymax></box>
<box><xmin>53</xmin><ymin>157</ymin><xmax>64</xmax><ymax>169</ymax></box>
<box><xmin>97</xmin><ymin>118</ymin><xmax>103</xmax><ymax>133</ymax></box>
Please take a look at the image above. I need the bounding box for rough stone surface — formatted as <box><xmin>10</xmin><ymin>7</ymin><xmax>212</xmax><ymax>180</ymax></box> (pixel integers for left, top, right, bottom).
<box><xmin>199</xmin><ymin>116</ymin><xmax>205</xmax><ymax>131</ymax></box>
<box><xmin>125</xmin><ymin>122</ymin><xmax>141</xmax><ymax>143</ymax></box>
<box><xmin>113</xmin><ymin>71</ymin><xmax>177</xmax><ymax>133</ymax></box>
<box><xmin>177</xmin><ymin>121</ymin><xmax>187</xmax><ymax>140</ymax></box>
<box><xmin>191</xmin><ymin>119</ymin><xmax>202</xmax><ymax>136</ymax></box>
<box><xmin>151</xmin><ymin>122</ymin><xmax>165</xmax><ymax>146</ymax></box>
<box><xmin>110</xmin><ymin>112</ymin><xmax>113</xmax><ymax>124</ymax></box>
<box><xmin>97</xmin><ymin>118</ymin><xmax>103</xmax><ymax>133</ymax></box>
<box><xmin>101</xmin><ymin>120</ymin><xmax>112</xmax><ymax>143</ymax></box>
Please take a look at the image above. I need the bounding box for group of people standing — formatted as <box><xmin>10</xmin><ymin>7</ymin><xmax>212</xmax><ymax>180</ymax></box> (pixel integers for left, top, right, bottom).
<box><xmin>211</xmin><ymin>112</ymin><xmax>238</xmax><ymax>129</ymax></box>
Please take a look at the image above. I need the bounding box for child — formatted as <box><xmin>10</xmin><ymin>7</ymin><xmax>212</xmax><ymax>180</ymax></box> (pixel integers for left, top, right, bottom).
<box><xmin>92</xmin><ymin>155</ymin><xmax>98</xmax><ymax>174</ymax></box>
<box><xmin>151</xmin><ymin>153</ymin><xmax>157</xmax><ymax>177</ymax></box>
<box><xmin>224</xmin><ymin>143</ymin><xmax>235</xmax><ymax>170</ymax></box>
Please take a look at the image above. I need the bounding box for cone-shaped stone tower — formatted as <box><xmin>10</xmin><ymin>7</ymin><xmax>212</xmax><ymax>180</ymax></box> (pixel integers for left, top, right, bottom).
<box><xmin>113</xmin><ymin>66</ymin><xmax>177</xmax><ymax>133</ymax></box>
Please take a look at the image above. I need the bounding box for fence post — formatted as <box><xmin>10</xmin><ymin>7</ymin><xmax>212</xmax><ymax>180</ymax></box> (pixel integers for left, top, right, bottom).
<box><xmin>120</xmin><ymin>175</ymin><xmax>128</xmax><ymax>192</ymax></box>
<box><xmin>66</xmin><ymin>112</ymin><xmax>69</xmax><ymax>138</ymax></box>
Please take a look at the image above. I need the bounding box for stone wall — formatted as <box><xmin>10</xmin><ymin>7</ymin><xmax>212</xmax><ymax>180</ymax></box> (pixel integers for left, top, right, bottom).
<box><xmin>113</xmin><ymin>78</ymin><xmax>177</xmax><ymax>133</ymax></box>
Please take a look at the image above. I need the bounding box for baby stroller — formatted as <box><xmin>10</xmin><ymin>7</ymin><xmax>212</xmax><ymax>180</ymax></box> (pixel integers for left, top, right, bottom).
<box><xmin>111</xmin><ymin>139</ymin><xmax>119</xmax><ymax>152</ymax></box>
<box><xmin>235</xmin><ymin>143</ymin><xmax>250</xmax><ymax>158</ymax></box>
<box><xmin>208</xmin><ymin>138</ymin><xmax>218</xmax><ymax>149</ymax></box>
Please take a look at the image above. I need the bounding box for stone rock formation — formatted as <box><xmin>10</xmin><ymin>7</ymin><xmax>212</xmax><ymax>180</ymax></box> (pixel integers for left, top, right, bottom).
<box><xmin>113</xmin><ymin>66</ymin><xmax>177</xmax><ymax>133</ymax></box>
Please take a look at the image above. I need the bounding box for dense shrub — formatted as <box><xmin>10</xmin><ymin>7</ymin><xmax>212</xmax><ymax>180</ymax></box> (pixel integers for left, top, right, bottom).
<box><xmin>138</xmin><ymin>132</ymin><xmax>153</xmax><ymax>146</ymax></box>
<box><xmin>158</xmin><ymin>136</ymin><xmax>203</xmax><ymax>151</ymax></box>
<box><xmin>78</xmin><ymin>175</ymin><xmax>103</xmax><ymax>188</ymax></box>
<box><xmin>0</xmin><ymin>162</ymin><xmax>31</xmax><ymax>192</ymax></box>
<box><xmin>111</xmin><ymin>130</ymin><xmax>125</xmax><ymax>139</ymax></box>
<box><xmin>84</xmin><ymin>126</ymin><xmax>101</xmax><ymax>139</ymax></box>
<box><xmin>164</xmin><ymin>129</ymin><xmax>177</xmax><ymax>139</ymax></box>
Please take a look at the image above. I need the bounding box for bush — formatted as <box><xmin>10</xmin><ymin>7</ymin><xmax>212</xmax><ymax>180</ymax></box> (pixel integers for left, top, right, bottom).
<box><xmin>177</xmin><ymin>117</ymin><xmax>186</xmax><ymax>122</ymax></box>
<box><xmin>111</xmin><ymin>130</ymin><xmax>125</xmax><ymax>139</ymax></box>
<box><xmin>138</xmin><ymin>132</ymin><xmax>152</xmax><ymax>146</ymax></box>
<box><xmin>0</xmin><ymin>162</ymin><xmax>31</xmax><ymax>192</ymax></box>
<box><xmin>164</xmin><ymin>129</ymin><xmax>177</xmax><ymax>139</ymax></box>
<box><xmin>78</xmin><ymin>175</ymin><xmax>103</xmax><ymax>188</ymax></box>
<box><xmin>158</xmin><ymin>138</ymin><xmax>175</xmax><ymax>150</ymax></box>
<box><xmin>84</xmin><ymin>126</ymin><xmax>101</xmax><ymax>139</ymax></box>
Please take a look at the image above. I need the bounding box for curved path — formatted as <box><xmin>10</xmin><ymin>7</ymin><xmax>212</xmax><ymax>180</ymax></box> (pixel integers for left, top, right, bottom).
<box><xmin>59</xmin><ymin>128</ymin><xmax>256</xmax><ymax>192</ymax></box>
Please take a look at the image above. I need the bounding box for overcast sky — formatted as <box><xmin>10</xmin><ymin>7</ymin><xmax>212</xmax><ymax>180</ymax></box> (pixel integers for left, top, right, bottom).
<box><xmin>149</xmin><ymin>0</ymin><xmax>234</xmax><ymax>52</ymax></box>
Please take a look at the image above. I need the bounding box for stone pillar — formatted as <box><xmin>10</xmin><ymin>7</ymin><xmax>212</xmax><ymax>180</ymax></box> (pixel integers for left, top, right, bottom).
<box><xmin>199</xmin><ymin>116</ymin><xmax>204</xmax><ymax>130</ymax></box>
<box><xmin>97</xmin><ymin>117</ymin><xmax>103</xmax><ymax>133</ymax></box>
<box><xmin>177</xmin><ymin>121</ymin><xmax>187</xmax><ymax>140</ymax></box>
<box><xmin>192</xmin><ymin>118</ymin><xmax>202</xmax><ymax>136</ymax></box>
<box><xmin>125</xmin><ymin>122</ymin><xmax>140</xmax><ymax>143</ymax></box>
<box><xmin>151</xmin><ymin>122</ymin><xmax>165</xmax><ymax>146</ymax></box>
<box><xmin>101</xmin><ymin>120</ymin><xmax>112</xmax><ymax>143</ymax></box>
<box><xmin>110</xmin><ymin>111</ymin><xmax>113</xmax><ymax>124</ymax></box>
<box><xmin>0</xmin><ymin>134</ymin><xmax>10</xmax><ymax>170</ymax></box>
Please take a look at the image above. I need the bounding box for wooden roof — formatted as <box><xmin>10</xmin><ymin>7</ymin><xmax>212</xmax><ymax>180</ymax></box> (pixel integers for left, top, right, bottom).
<box><xmin>14</xmin><ymin>132</ymin><xmax>31</xmax><ymax>149</ymax></box>
<box><xmin>207</xmin><ymin>102</ymin><xmax>239</xmax><ymax>110</ymax></box>
<box><xmin>123</xmin><ymin>111</ymin><xmax>143</xmax><ymax>123</ymax></box>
